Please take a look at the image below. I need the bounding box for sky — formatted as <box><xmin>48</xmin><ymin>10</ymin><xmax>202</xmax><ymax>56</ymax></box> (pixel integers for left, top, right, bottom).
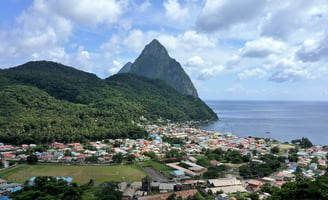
<box><xmin>1</xmin><ymin>0</ymin><xmax>328</xmax><ymax>101</ymax></box>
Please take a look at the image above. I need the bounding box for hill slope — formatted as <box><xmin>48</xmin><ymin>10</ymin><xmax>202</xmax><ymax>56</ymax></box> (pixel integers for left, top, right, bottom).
<box><xmin>118</xmin><ymin>39</ymin><xmax>198</xmax><ymax>97</ymax></box>
<box><xmin>0</xmin><ymin>61</ymin><xmax>217</xmax><ymax>144</ymax></box>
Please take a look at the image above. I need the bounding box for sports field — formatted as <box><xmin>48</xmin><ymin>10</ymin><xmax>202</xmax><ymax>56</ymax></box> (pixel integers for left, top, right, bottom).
<box><xmin>0</xmin><ymin>164</ymin><xmax>146</xmax><ymax>184</ymax></box>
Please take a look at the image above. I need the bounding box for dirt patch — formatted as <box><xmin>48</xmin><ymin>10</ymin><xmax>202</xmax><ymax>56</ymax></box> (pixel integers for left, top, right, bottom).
<box><xmin>142</xmin><ymin>166</ymin><xmax>169</xmax><ymax>182</ymax></box>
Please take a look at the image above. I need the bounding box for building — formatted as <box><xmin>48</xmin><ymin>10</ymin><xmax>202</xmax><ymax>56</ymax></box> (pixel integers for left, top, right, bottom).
<box><xmin>171</xmin><ymin>170</ymin><xmax>185</xmax><ymax>178</ymax></box>
<box><xmin>137</xmin><ymin>189</ymin><xmax>198</xmax><ymax>200</ymax></box>
<box><xmin>207</xmin><ymin>177</ymin><xmax>247</xmax><ymax>194</ymax></box>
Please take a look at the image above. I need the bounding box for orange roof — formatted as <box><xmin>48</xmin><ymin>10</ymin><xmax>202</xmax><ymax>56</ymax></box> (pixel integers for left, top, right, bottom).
<box><xmin>275</xmin><ymin>181</ymin><xmax>286</xmax><ymax>186</ymax></box>
<box><xmin>248</xmin><ymin>179</ymin><xmax>264</xmax><ymax>186</ymax></box>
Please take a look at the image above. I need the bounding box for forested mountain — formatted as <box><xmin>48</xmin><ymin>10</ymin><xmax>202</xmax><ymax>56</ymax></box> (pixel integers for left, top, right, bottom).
<box><xmin>118</xmin><ymin>39</ymin><xmax>199</xmax><ymax>97</ymax></box>
<box><xmin>0</xmin><ymin>61</ymin><xmax>217</xmax><ymax>144</ymax></box>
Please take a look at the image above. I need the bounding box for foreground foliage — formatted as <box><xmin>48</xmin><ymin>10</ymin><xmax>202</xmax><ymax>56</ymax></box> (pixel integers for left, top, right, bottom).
<box><xmin>10</xmin><ymin>176</ymin><xmax>82</xmax><ymax>200</ymax></box>
<box><xmin>267</xmin><ymin>174</ymin><xmax>328</xmax><ymax>200</ymax></box>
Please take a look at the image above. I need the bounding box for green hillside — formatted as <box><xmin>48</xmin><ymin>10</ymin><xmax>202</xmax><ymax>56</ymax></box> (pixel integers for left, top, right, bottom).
<box><xmin>0</xmin><ymin>61</ymin><xmax>217</xmax><ymax>144</ymax></box>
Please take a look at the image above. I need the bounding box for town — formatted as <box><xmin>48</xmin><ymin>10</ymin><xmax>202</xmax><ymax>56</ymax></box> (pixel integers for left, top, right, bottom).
<box><xmin>0</xmin><ymin>121</ymin><xmax>327</xmax><ymax>200</ymax></box>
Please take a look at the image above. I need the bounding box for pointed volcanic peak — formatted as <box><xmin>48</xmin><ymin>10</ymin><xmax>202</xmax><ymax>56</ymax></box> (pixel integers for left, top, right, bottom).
<box><xmin>119</xmin><ymin>39</ymin><xmax>198</xmax><ymax>97</ymax></box>
<box><xmin>140</xmin><ymin>39</ymin><xmax>170</xmax><ymax>58</ymax></box>
<box><xmin>118</xmin><ymin>62</ymin><xmax>133</xmax><ymax>73</ymax></box>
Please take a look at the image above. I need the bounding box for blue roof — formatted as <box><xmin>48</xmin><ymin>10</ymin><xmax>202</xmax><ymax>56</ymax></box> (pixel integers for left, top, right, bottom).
<box><xmin>9</xmin><ymin>186</ymin><xmax>22</xmax><ymax>192</ymax></box>
<box><xmin>0</xmin><ymin>196</ymin><xmax>11</xmax><ymax>200</ymax></box>
<box><xmin>56</xmin><ymin>177</ymin><xmax>73</xmax><ymax>183</ymax></box>
<box><xmin>297</xmin><ymin>151</ymin><xmax>307</xmax><ymax>156</ymax></box>
<box><xmin>171</xmin><ymin>170</ymin><xmax>185</xmax><ymax>176</ymax></box>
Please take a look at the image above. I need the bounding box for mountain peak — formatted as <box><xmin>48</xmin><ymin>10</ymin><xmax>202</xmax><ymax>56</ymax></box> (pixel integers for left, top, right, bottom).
<box><xmin>118</xmin><ymin>62</ymin><xmax>133</xmax><ymax>73</ymax></box>
<box><xmin>140</xmin><ymin>39</ymin><xmax>169</xmax><ymax>58</ymax></box>
<box><xmin>118</xmin><ymin>39</ymin><xmax>199</xmax><ymax>97</ymax></box>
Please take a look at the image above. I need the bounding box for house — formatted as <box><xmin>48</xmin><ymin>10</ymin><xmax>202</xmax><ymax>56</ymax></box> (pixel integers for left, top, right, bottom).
<box><xmin>217</xmin><ymin>193</ymin><xmax>230</xmax><ymax>200</ymax></box>
<box><xmin>137</xmin><ymin>189</ymin><xmax>198</xmax><ymax>200</ymax></box>
<box><xmin>159</xmin><ymin>183</ymin><xmax>176</xmax><ymax>192</ymax></box>
<box><xmin>0</xmin><ymin>179</ymin><xmax>7</xmax><ymax>185</ymax></box>
<box><xmin>1</xmin><ymin>153</ymin><xmax>16</xmax><ymax>160</ymax></box>
<box><xmin>59</xmin><ymin>156</ymin><xmax>72</xmax><ymax>163</ymax></box>
<box><xmin>38</xmin><ymin>154</ymin><xmax>55</xmax><ymax>162</ymax></box>
<box><xmin>208</xmin><ymin>177</ymin><xmax>241</xmax><ymax>188</ymax></box>
<box><xmin>261</xmin><ymin>177</ymin><xmax>275</xmax><ymax>184</ymax></box>
<box><xmin>246</xmin><ymin>179</ymin><xmax>264</xmax><ymax>191</ymax></box>
<box><xmin>210</xmin><ymin>160</ymin><xmax>221</xmax><ymax>166</ymax></box>
<box><xmin>171</xmin><ymin>170</ymin><xmax>185</xmax><ymax>177</ymax></box>
<box><xmin>309</xmin><ymin>163</ymin><xmax>318</xmax><ymax>171</ymax></box>
<box><xmin>274</xmin><ymin>181</ymin><xmax>286</xmax><ymax>188</ymax></box>
<box><xmin>207</xmin><ymin>177</ymin><xmax>247</xmax><ymax>194</ymax></box>
<box><xmin>76</xmin><ymin>155</ymin><xmax>86</xmax><ymax>163</ymax></box>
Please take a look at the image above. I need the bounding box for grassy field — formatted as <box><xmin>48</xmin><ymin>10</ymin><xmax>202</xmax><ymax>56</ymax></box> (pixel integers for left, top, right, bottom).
<box><xmin>0</xmin><ymin>164</ymin><xmax>146</xmax><ymax>184</ymax></box>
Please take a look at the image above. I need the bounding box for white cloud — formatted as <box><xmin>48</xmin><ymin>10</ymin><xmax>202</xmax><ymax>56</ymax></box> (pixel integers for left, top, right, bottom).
<box><xmin>108</xmin><ymin>60</ymin><xmax>123</xmax><ymax>75</ymax></box>
<box><xmin>163</xmin><ymin>0</ymin><xmax>189</xmax><ymax>21</ymax></box>
<box><xmin>138</xmin><ymin>0</ymin><xmax>151</xmax><ymax>12</ymax></box>
<box><xmin>184</xmin><ymin>56</ymin><xmax>207</xmax><ymax>68</ymax></box>
<box><xmin>237</xmin><ymin>68</ymin><xmax>267</xmax><ymax>81</ymax></box>
<box><xmin>102</xmin><ymin>29</ymin><xmax>217</xmax><ymax>56</ymax></box>
<box><xmin>268</xmin><ymin>58</ymin><xmax>316</xmax><ymax>82</ymax></box>
<box><xmin>260</xmin><ymin>1</ymin><xmax>328</xmax><ymax>41</ymax></box>
<box><xmin>0</xmin><ymin>0</ymin><xmax>72</xmax><ymax>65</ymax></box>
<box><xmin>296</xmin><ymin>33</ymin><xmax>328</xmax><ymax>62</ymax></box>
<box><xmin>123</xmin><ymin>29</ymin><xmax>148</xmax><ymax>52</ymax></box>
<box><xmin>71</xmin><ymin>46</ymin><xmax>93</xmax><ymax>72</ymax></box>
<box><xmin>196</xmin><ymin>0</ymin><xmax>267</xmax><ymax>32</ymax></box>
<box><xmin>100</xmin><ymin>34</ymin><xmax>123</xmax><ymax>55</ymax></box>
<box><xmin>239</xmin><ymin>37</ymin><xmax>286</xmax><ymax>58</ymax></box>
<box><xmin>197</xmin><ymin>65</ymin><xmax>224</xmax><ymax>80</ymax></box>
<box><xmin>52</xmin><ymin>0</ymin><xmax>126</xmax><ymax>26</ymax></box>
<box><xmin>158</xmin><ymin>30</ymin><xmax>217</xmax><ymax>52</ymax></box>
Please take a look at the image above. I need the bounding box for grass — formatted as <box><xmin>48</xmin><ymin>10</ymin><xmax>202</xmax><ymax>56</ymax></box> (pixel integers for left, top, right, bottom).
<box><xmin>0</xmin><ymin>164</ymin><xmax>146</xmax><ymax>184</ymax></box>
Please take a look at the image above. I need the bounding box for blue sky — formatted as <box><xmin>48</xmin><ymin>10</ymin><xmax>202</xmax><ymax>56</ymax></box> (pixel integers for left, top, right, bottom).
<box><xmin>1</xmin><ymin>0</ymin><xmax>328</xmax><ymax>101</ymax></box>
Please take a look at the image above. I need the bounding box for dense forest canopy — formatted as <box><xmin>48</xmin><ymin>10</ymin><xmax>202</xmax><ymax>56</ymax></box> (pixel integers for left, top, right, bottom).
<box><xmin>0</xmin><ymin>61</ymin><xmax>218</xmax><ymax>144</ymax></box>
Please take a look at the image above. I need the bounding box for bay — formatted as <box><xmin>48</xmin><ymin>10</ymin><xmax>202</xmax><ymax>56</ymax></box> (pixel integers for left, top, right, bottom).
<box><xmin>201</xmin><ymin>101</ymin><xmax>328</xmax><ymax>146</ymax></box>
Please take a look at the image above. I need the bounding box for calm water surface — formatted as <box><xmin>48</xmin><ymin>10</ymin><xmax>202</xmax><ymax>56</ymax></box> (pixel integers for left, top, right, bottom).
<box><xmin>201</xmin><ymin>101</ymin><xmax>328</xmax><ymax>145</ymax></box>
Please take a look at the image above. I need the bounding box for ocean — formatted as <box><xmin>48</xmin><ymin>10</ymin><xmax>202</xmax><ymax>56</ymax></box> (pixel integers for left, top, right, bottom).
<box><xmin>201</xmin><ymin>101</ymin><xmax>328</xmax><ymax>146</ymax></box>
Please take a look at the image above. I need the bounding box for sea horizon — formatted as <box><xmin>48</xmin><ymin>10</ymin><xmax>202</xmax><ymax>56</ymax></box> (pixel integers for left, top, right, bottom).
<box><xmin>201</xmin><ymin>100</ymin><xmax>328</xmax><ymax>146</ymax></box>
<box><xmin>205</xmin><ymin>99</ymin><xmax>328</xmax><ymax>103</ymax></box>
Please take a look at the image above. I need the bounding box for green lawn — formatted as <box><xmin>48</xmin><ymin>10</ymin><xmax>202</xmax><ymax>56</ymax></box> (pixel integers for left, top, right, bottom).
<box><xmin>0</xmin><ymin>164</ymin><xmax>146</xmax><ymax>184</ymax></box>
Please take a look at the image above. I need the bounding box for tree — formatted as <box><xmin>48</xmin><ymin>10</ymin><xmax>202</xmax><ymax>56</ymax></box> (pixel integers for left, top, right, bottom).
<box><xmin>268</xmin><ymin>174</ymin><xmax>328</xmax><ymax>200</ymax></box>
<box><xmin>10</xmin><ymin>176</ymin><xmax>82</xmax><ymax>200</ymax></box>
<box><xmin>85</xmin><ymin>156</ymin><xmax>98</xmax><ymax>163</ymax></box>
<box><xmin>125</xmin><ymin>154</ymin><xmax>136</xmax><ymax>163</ymax></box>
<box><xmin>291</xmin><ymin>137</ymin><xmax>313</xmax><ymax>148</ymax></box>
<box><xmin>293</xmin><ymin>167</ymin><xmax>305</xmax><ymax>181</ymax></box>
<box><xmin>196</xmin><ymin>157</ymin><xmax>211</xmax><ymax>167</ymax></box>
<box><xmin>95</xmin><ymin>181</ymin><xmax>122</xmax><ymax>200</ymax></box>
<box><xmin>310</xmin><ymin>157</ymin><xmax>319</xmax><ymax>164</ymax></box>
<box><xmin>225</xmin><ymin>150</ymin><xmax>243</xmax><ymax>164</ymax></box>
<box><xmin>248</xmin><ymin>192</ymin><xmax>259</xmax><ymax>200</ymax></box>
<box><xmin>112</xmin><ymin>153</ymin><xmax>123</xmax><ymax>164</ymax></box>
<box><xmin>167</xmin><ymin>193</ymin><xmax>177</xmax><ymax>200</ymax></box>
<box><xmin>203</xmin><ymin>165</ymin><xmax>227</xmax><ymax>179</ymax></box>
<box><xmin>260</xmin><ymin>183</ymin><xmax>279</xmax><ymax>194</ymax></box>
<box><xmin>271</xmin><ymin>146</ymin><xmax>280</xmax><ymax>154</ymax></box>
<box><xmin>26</xmin><ymin>154</ymin><xmax>38</xmax><ymax>165</ymax></box>
<box><xmin>143</xmin><ymin>151</ymin><xmax>157</xmax><ymax>160</ymax></box>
